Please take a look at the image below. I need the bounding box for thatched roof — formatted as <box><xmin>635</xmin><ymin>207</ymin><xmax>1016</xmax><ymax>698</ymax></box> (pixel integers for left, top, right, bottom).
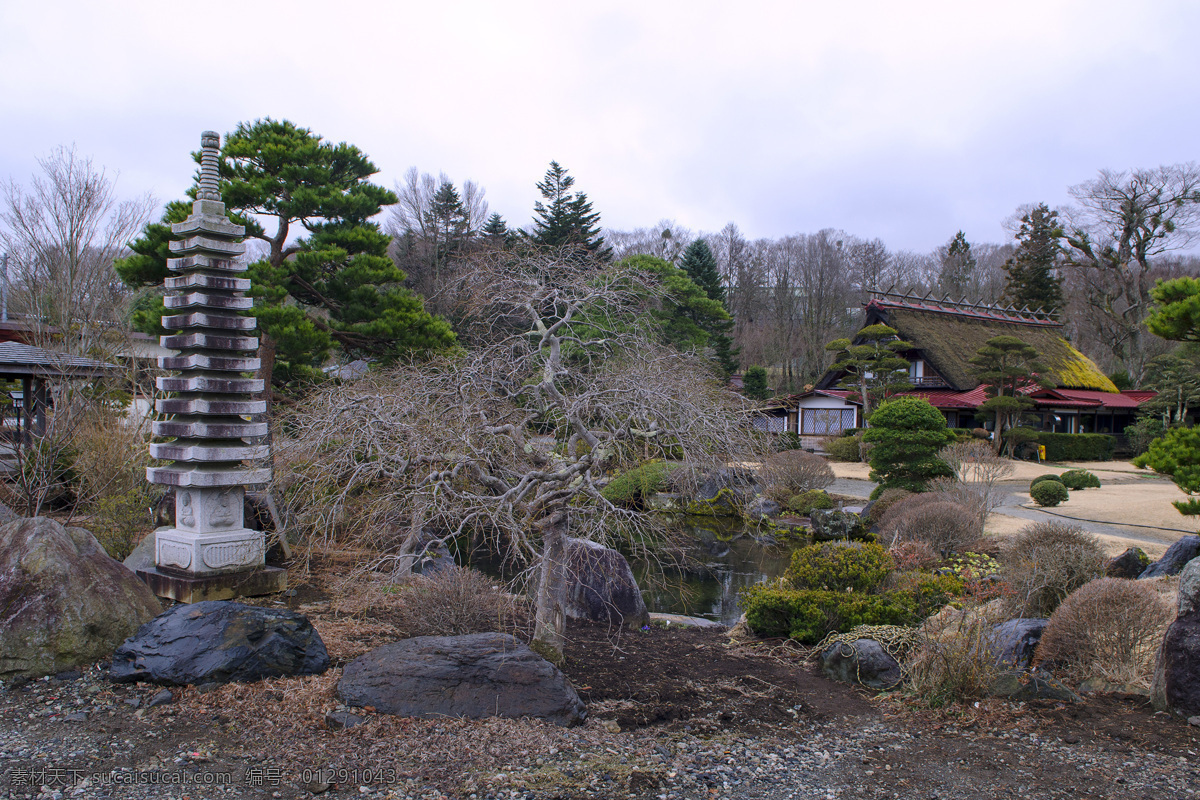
<box><xmin>818</xmin><ymin>298</ymin><xmax>1117</xmax><ymax>393</ymax></box>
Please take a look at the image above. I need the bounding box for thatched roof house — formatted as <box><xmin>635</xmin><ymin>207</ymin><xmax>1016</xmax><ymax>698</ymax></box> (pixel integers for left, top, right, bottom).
<box><xmin>788</xmin><ymin>293</ymin><xmax>1153</xmax><ymax>443</ymax></box>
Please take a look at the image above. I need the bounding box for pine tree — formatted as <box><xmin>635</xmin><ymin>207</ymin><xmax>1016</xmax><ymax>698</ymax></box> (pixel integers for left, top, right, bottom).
<box><xmin>970</xmin><ymin>335</ymin><xmax>1054</xmax><ymax>454</ymax></box>
<box><xmin>481</xmin><ymin>212</ymin><xmax>510</xmax><ymax>247</ymax></box>
<box><xmin>824</xmin><ymin>324</ymin><xmax>913</xmax><ymax>423</ymax></box>
<box><xmin>117</xmin><ymin>118</ymin><xmax>454</xmax><ymax>391</ymax></box>
<box><xmin>743</xmin><ymin>365</ymin><xmax>771</xmax><ymax>400</ymax></box>
<box><xmin>676</xmin><ymin>239</ymin><xmax>737</xmax><ymax>377</ymax></box>
<box><xmin>529</xmin><ymin>161</ymin><xmax>610</xmax><ymax>258</ymax></box>
<box><xmin>1002</xmin><ymin>203</ymin><xmax>1065</xmax><ymax>314</ymax></box>
<box><xmin>679</xmin><ymin>239</ymin><xmax>726</xmax><ymax>305</ymax></box>
<box><xmin>938</xmin><ymin>231</ymin><xmax>976</xmax><ymax>297</ymax></box>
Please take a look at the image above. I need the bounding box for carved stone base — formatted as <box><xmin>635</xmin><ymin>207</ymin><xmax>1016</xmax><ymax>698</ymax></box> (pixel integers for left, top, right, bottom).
<box><xmin>155</xmin><ymin>526</ymin><xmax>265</xmax><ymax>575</ymax></box>
<box><xmin>136</xmin><ymin>566</ymin><xmax>287</xmax><ymax>604</ymax></box>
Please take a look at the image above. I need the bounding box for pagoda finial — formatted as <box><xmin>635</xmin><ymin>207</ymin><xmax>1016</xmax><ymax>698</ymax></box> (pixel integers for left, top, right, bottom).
<box><xmin>197</xmin><ymin>131</ymin><xmax>222</xmax><ymax>202</ymax></box>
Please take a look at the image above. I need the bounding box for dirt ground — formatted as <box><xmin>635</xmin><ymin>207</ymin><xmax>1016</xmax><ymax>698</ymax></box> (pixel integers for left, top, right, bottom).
<box><xmin>3</xmin><ymin>616</ymin><xmax>1198</xmax><ymax>800</ymax></box>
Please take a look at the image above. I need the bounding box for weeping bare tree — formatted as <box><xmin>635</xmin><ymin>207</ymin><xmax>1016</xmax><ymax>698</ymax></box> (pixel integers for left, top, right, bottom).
<box><xmin>276</xmin><ymin>251</ymin><xmax>766</xmax><ymax>661</ymax></box>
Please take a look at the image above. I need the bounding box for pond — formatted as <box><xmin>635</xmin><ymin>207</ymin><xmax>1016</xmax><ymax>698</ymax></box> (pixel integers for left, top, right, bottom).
<box><xmin>463</xmin><ymin>514</ymin><xmax>802</xmax><ymax>627</ymax></box>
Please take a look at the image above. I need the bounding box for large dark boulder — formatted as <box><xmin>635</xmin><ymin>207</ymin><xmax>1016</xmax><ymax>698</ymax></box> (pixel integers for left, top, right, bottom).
<box><xmin>810</xmin><ymin>509</ymin><xmax>868</xmax><ymax>542</ymax></box>
<box><xmin>989</xmin><ymin>618</ymin><xmax>1049</xmax><ymax>669</ymax></box>
<box><xmin>564</xmin><ymin>538</ymin><xmax>649</xmax><ymax>628</ymax></box>
<box><xmin>111</xmin><ymin>601</ymin><xmax>329</xmax><ymax>685</ymax></box>
<box><xmin>0</xmin><ymin>517</ymin><xmax>161</xmax><ymax>679</ymax></box>
<box><xmin>988</xmin><ymin>669</ymin><xmax>1080</xmax><ymax>703</ymax></box>
<box><xmin>337</xmin><ymin>633</ymin><xmax>586</xmax><ymax>727</ymax></box>
<box><xmin>1151</xmin><ymin>609</ymin><xmax>1200</xmax><ymax>717</ymax></box>
<box><xmin>1152</xmin><ymin>558</ymin><xmax>1200</xmax><ymax>716</ymax></box>
<box><xmin>1106</xmin><ymin>547</ymin><xmax>1151</xmax><ymax>579</ymax></box>
<box><xmin>818</xmin><ymin>639</ymin><xmax>902</xmax><ymax>690</ymax></box>
<box><xmin>1140</xmin><ymin>536</ymin><xmax>1200</xmax><ymax>579</ymax></box>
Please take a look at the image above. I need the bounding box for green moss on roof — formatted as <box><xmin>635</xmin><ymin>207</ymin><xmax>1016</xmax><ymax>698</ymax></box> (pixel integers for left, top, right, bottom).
<box><xmin>880</xmin><ymin>308</ymin><xmax>1117</xmax><ymax>392</ymax></box>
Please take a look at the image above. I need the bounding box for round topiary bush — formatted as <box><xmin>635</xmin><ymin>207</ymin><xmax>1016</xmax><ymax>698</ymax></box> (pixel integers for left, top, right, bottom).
<box><xmin>786</xmin><ymin>489</ymin><xmax>835</xmax><ymax>516</ymax></box>
<box><xmin>862</xmin><ymin>397</ymin><xmax>955</xmax><ymax>493</ymax></box>
<box><xmin>1059</xmin><ymin>469</ymin><xmax>1101</xmax><ymax>490</ymax></box>
<box><xmin>785</xmin><ymin>541</ymin><xmax>893</xmax><ymax>593</ymax></box>
<box><xmin>822</xmin><ymin>434</ymin><xmax>863</xmax><ymax>462</ymax></box>
<box><xmin>1030</xmin><ymin>473</ymin><xmax>1064</xmax><ymax>490</ymax></box>
<box><xmin>1036</xmin><ymin>577</ymin><xmax>1173</xmax><ymax>686</ymax></box>
<box><xmin>1000</xmin><ymin>521</ymin><xmax>1106</xmax><ymax>617</ymax></box>
<box><xmin>1030</xmin><ymin>479</ymin><xmax>1069</xmax><ymax>507</ymax></box>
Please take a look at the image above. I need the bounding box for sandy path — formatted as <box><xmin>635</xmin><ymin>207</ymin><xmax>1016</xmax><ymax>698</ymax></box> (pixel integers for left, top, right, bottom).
<box><xmin>829</xmin><ymin>458</ymin><xmax>1197</xmax><ymax>558</ymax></box>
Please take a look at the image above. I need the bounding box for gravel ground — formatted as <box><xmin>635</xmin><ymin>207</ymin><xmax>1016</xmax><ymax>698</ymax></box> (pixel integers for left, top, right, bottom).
<box><xmin>3</xmin><ymin>662</ymin><xmax>1197</xmax><ymax>800</ymax></box>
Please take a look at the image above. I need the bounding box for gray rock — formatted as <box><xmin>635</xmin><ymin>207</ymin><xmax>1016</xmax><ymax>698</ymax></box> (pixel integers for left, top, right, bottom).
<box><xmin>691</xmin><ymin>467</ymin><xmax>757</xmax><ymax>514</ymax></box>
<box><xmin>336</xmin><ymin>633</ymin><xmax>586</xmax><ymax>727</ymax></box>
<box><xmin>988</xmin><ymin>669</ymin><xmax>1080</xmax><ymax>703</ymax></box>
<box><xmin>563</xmin><ymin>538</ymin><xmax>649</xmax><ymax>628</ymax></box>
<box><xmin>0</xmin><ymin>517</ymin><xmax>162</xmax><ymax>679</ymax></box>
<box><xmin>1151</xmin><ymin>608</ymin><xmax>1200</xmax><ymax>717</ymax></box>
<box><xmin>62</xmin><ymin>711</ymin><xmax>88</xmax><ymax>722</ymax></box>
<box><xmin>122</xmin><ymin>531</ymin><xmax>157</xmax><ymax>574</ymax></box>
<box><xmin>413</xmin><ymin>544</ymin><xmax>455</xmax><ymax>575</ymax></box>
<box><xmin>989</xmin><ymin>618</ymin><xmax>1049</xmax><ymax>669</ymax></box>
<box><xmin>745</xmin><ymin>496</ymin><xmax>781</xmax><ymax>519</ymax></box>
<box><xmin>810</xmin><ymin>509</ymin><xmax>867</xmax><ymax>542</ymax></box>
<box><xmin>0</xmin><ymin>500</ymin><xmax>20</xmax><ymax>526</ymax></box>
<box><xmin>818</xmin><ymin>639</ymin><xmax>902</xmax><ymax>690</ymax></box>
<box><xmin>147</xmin><ymin>689</ymin><xmax>174</xmax><ymax>708</ymax></box>
<box><xmin>1105</xmin><ymin>547</ymin><xmax>1151</xmax><ymax>579</ymax></box>
<box><xmin>111</xmin><ymin>601</ymin><xmax>329</xmax><ymax>685</ymax></box>
<box><xmin>1177</xmin><ymin>557</ymin><xmax>1200</xmax><ymax>616</ymax></box>
<box><xmin>324</xmin><ymin>710</ymin><xmax>364</xmax><ymax>730</ymax></box>
<box><xmin>1140</xmin><ymin>535</ymin><xmax>1200</xmax><ymax>579</ymax></box>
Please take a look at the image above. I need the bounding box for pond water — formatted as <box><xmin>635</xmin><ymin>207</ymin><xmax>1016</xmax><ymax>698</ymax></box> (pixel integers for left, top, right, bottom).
<box><xmin>463</xmin><ymin>515</ymin><xmax>800</xmax><ymax>627</ymax></box>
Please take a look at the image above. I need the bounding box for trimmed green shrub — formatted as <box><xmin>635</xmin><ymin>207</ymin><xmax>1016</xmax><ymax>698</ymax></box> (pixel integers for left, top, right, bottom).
<box><xmin>1030</xmin><ymin>473</ymin><xmax>1064</xmax><ymax>490</ymax></box>
<box><xmin>890</xmin><ymin>571</ymin><xmax>965</xmax><ymax>616</ymax></box>
<box><xmin>777</xmin><ymin>432</ymin><xmax>803</xmax><ymax>451</ymax></box>
<box><xmin>1030</xmin><ymin>480</ymin><xmax>1069</xmax><ymax>507</ymax></box>
<box><xmin>1059</xmin><ymin>469</ymin><xmax>1101</xmax><ymax>490</ymax></box>
<box><xmin>601</xmin><ymin>461</ymin><xmax>671</xmax><ymax>507</ymax></box>
<box><xmin>823</xmin><ymin>434</ymin><xmax>862</xmax><ymax>462</ymax></box>
<box><xmin>785</xmin><ymin>541</ymin><xmax>893</xmax><ymax>593</ymax></box>
<box><xmin>862</xmin><ymin>398</ymin><xmax>955</xmax><ymax>493</ymax></box>
<box><xmin>740</xmin><ymin>585</ymin><xmax>917</xmax><ymax>643</ymax></box>
<box><xmin>786</xmin><ymin>489</ymin><xmax>835</xmax><ymax>516</ymax></box>
<box><xmin>1035</xmin><ymin>432</ymin><xmax>1115</xmax><ymax>461</ymax></box>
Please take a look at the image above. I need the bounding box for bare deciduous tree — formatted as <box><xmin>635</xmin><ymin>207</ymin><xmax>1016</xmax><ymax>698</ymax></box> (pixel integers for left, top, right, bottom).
<box><xmin>1063</xmin><ymin>163</ymin><xmax>1200</xmax><ymax>382</ymax></box>
<box><xmin>276</xmin><ymin>252</ymin><xmax>766</xmax><ymax>661</ymax></box>
<box><xmin>0</xmin><ymin>146</ymin><xmax>154</xmax><ymax>355</ymax></box>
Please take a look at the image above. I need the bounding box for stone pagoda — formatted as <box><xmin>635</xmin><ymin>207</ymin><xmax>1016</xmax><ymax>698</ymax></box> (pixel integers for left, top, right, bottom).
<box><xmin>138</xmin><ymin>130</ymin><xmax>285</xmax><ymax>602</ymax></box>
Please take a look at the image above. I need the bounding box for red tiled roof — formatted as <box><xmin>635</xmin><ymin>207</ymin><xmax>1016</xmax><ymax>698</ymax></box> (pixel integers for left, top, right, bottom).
<box><xmin>905</xmin><ymin>387</ymin><xmax>988</xmax><ymax>408</ymax></box>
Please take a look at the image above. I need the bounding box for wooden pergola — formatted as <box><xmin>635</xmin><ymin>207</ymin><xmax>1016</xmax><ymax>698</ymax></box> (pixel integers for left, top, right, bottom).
<box><xmin>0</xmin><ymin>341</ymin><xmax>117</xmax><ymax>438</ymax></box>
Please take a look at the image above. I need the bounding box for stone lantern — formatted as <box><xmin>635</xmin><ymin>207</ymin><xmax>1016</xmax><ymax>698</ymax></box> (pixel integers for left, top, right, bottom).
<box><xmin>137</xmin><ymin>131</ymin><xmax>286</xmax><ymax>602</ymax></box>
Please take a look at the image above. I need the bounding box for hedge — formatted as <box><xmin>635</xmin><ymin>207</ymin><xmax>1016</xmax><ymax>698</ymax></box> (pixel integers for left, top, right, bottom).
<box><xmin>1036</xmin><ymin>433</ymin><xmax>1114</xmax><ymax>462</ymax></box>
<box><xmin>740</xmin><ymin>586</ymin><xmax>918</xmax><ymax>643</ymax></box>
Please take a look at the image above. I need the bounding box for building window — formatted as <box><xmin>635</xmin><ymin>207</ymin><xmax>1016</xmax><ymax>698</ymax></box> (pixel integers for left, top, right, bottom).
<box><xmin>801</xmin><ymin>408</ymin><xmax>857</xmax><ymax>435</ymax></box>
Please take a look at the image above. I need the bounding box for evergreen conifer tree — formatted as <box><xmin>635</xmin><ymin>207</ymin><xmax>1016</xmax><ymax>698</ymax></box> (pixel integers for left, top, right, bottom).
<box><xmin>1002</xmin><ymin>203</ymin><xmax>1065</xmax><ymax>314</ymax></box>
<box><xmin>970</xmin><ymin>335</ymin><xmax>1054</xmax><ymax>454</ymax></box>
<box><xmin>481</xmin><ymin>212</ymin><xmax>510</xmax><ymax>246</ymax></box>
<box><xmin>938</xmin><ymin>231</ymin><xmax>976</xmax><ymax>296</ymax></box>
<box><xmin>824</xmin><ymin>324</ymin><xmax>913</xmax><ymax>423</ymax></box>
<box><xmin>529</xmin><ymin>161</ymin><xmax>610</xmax><ymax>259</ymax></box>
<box><xmin>679</xmin><ymin>239</ymin><xmax>726</xmax><ymax>305</ymax></box>
<box><xmin>743</xmin><ymin>365</ymin><xmax>771</xmax><ymax>400</ymax></box>
<box><xmin>117</xmin><ymin>118</ymin><xmax>454</xmax><ymax>391</ymax></box>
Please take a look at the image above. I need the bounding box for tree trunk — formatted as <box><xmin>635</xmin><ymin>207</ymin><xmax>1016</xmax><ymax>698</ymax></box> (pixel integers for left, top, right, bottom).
<box><xmin>531</xmin><ymin>510</ymin><xmax>569</xmax><ymax>664</ymax></box>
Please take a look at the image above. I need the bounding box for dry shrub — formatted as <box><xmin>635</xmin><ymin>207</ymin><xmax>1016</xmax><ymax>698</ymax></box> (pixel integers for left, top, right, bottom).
<box><xmin>1036</xmin><ymin>577</ymin><xmax>1173</xmax><ymax>687</ymax></box>
<box><xmin>905</xmin><ymin>599</ymin><xmax>1007</xmax><ymax>707</ymax></box>
<box><xmin>376</xmin><ymin>567</ymin><xmax>523</xmax><ymax>638</ymax></box>
<box><xmin>880</xmin><ymin>494</ymin><xmax>979</xmax><ymax>557</ymax></box>
<box><xmin>888</xmin><ymin>540</ymin><xmax>941</xmax><ymax>572</ymax></box>
<box><xmin>1000</xmin><ymin>522</ymin><xmax>1106</xmax><ymax>618</ymax></box>
<box><xmin>760</xmin><ymin>450</ymin><xmax>835</xmax><ymax>503</ymax></box>
<box><xmin>865</xmin><ymin>488</ymin><xmax>911</xmax><ymax>526</ymax></box>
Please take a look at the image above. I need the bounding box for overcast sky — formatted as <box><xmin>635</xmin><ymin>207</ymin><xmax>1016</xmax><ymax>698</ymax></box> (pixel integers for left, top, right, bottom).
<box><xmin>4</xmin><ymin>1</ymin><xmax>1198</xmax><ymax>253</ymax></box>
